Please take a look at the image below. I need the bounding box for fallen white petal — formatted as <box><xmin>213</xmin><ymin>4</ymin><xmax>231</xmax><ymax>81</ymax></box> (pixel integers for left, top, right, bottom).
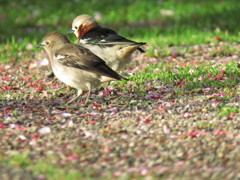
<box><xmin>62</xmin><ymin>113</ymin><xmax>72</xmax><ymax>117</ymax></box>
<box><xmin>38</xmin><ymin>127</ymin><xmax>51</xmax><ymax>134</ymax></box>
<box><xmin>18</xmin><ymin>135</ymin><xmax>27</xmax><ymax>140</ymax></box>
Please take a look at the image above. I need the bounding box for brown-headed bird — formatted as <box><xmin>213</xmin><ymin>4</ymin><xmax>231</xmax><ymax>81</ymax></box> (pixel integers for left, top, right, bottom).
<box><xmin>69</xmin><ymin>14</ymin><xmax>146</xmax><ymax>77</ymax></box>
<box><xmin>37</xmin><ymin>32</ymin><xmax>127</xmax><ymax>104</ymax></box>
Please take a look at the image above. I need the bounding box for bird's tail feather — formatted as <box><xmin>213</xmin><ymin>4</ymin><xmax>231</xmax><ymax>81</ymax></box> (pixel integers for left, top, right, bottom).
<box><xmin>97</xmin><ymin>64</ymin><xmax>128</xmax><ymax>81</ymax></box>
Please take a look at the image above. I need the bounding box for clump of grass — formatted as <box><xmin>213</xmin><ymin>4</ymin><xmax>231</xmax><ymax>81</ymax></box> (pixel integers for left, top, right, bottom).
<box><xmin>0</xmin><ymin>37</ymin><xmax>37</xmax><ymax>63</ymax></box>
<box><xmin>1</xmin><ymin>0</ymin><xmax>240</xmax><ymax>47</ymax></box>
<box><xmin>219</xmin><ymin>107</ymin><xmax>240</xmax><ymax>117</ymax></box>
<box><xmin>1</xmin><ymin>152</ymin><xmax>90</xmax><ymax>180</ymax></box>
<box><xmin>126</xmin><ymin>61</ymin><xmax>240</xmax><ymax>91</ymax></box>
<box><xmin>195</xmin><ymin>121</ymin><xmax>215</xmax><ymax>129</ymax></box>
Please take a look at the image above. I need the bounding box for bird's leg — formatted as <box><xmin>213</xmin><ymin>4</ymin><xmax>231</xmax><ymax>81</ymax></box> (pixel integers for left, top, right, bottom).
<box><xmin>84</xmin><ymin>91</ymin><xmax>91</xmax><ymax>105</ymax></box>
<box><xmin>84</xmin><ymin>83</ymin><xmax>91</xmax><ymax>105</ymax></box>
<box><xmin>46</xmin><ymin>77</ymin><xmax>58</xmax><ymax>86</ymax></box>
<box><xmin>66</xmin><ymin>89</ymin><xmax>83</xmax><ymax>105</ymax></box>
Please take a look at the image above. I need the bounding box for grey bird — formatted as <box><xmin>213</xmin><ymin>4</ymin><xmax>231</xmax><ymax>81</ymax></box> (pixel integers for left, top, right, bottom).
<box><xmin>37</xmin><ymin>32</ymin><xmax>127</xmax><ymax>104</ymax></box>
<box><xmin>69</xmin><ymin>14</ymin><xmax>146</xmax><ymax>80</ymax></box>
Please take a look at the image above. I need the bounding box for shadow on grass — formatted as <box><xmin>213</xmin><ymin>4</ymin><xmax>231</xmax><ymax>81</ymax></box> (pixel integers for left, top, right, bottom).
<box><xmin>0</xmin><ymin>92</ymin><xmax>151</xmax><ymax>121</ymax></box>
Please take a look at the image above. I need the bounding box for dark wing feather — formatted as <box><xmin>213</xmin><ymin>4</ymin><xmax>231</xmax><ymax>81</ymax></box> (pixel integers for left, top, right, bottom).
<box><xmin>55</xmin><ymin>44</ymin><xmax>127</xmax><ymax>80</ymax></box>
<box><xmin>82</xmin><ymin>27</ymin><xmax>146</xmax><ymax>52</ymax></box>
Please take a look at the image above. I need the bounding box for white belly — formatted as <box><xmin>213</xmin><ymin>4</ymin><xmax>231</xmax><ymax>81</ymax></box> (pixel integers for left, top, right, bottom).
<box><xmin>51</xmin><ymin>61</ymin><xmax>101</xmax><ymax>91</ymax></box>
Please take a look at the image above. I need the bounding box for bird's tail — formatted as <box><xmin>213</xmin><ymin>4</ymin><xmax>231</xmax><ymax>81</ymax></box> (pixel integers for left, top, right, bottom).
<box><xmin>97</xmin><ymin>64</ymin><xmax>128</xmax><ymax>81</ymax></box>
<box><xmin>136</xmin><ymin>42</ymin><xmax>147</xmax><ymax>53</ymax></box>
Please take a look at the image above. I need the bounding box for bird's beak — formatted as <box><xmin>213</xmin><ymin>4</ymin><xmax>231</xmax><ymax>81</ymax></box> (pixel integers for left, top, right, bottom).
<box><xmin>67</xmin><ymin>29</ymin><xmax>74</xmax><ymax>34</ymax></box>
<box><xmin>36</xmin><ymin>43</ymin><xmax>44</xmax><ymax>48</ymax></box>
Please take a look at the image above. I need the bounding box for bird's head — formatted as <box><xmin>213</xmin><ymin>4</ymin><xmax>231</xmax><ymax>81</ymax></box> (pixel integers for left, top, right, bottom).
<box><xmin>37</xmin><ymin>32</ymin><xmax>70</xmax><ymax>53</ymax></box>
<box><xmin>69</xmin><ymin>14</ymin><xmax>99</xmax><ymax>39</ymax></box>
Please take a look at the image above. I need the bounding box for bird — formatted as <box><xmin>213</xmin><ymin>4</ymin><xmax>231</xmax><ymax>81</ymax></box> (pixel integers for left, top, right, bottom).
<box><xmin>37</xmin><ymin>32</ymin><xmax>127</xmax><ymax>104</ymax></box>
<box><xmin>69</xmin><ymin>14</ymin><xmax>146</xmax><ymax>78</ymax></box>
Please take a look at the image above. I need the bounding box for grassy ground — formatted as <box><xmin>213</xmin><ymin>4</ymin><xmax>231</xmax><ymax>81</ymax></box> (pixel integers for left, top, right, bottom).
<box><xmin>0</xmin><ymin>0</ymin><xmax>240</xmax><ymax>179</ymax></box>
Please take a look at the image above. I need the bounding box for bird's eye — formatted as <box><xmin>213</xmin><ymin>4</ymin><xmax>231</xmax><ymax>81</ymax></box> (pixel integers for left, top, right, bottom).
<box><xmin>75</xmin><ymin>26</ymin><xmax>78</xmax><ymax>29</ymax></box>
<box><xmin>46</xmin><ymin>41</ymin><xmax>49</xmax><ymax>45</ymax></box>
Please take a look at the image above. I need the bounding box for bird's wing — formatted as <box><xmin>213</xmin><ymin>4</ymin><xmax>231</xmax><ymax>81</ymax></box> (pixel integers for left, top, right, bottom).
<box><xmin>55</xmin><ymin>44</ymin><xmax>103</xmax><ymax>69</ymax></box>
<box><xmin>82</xmin><ymin>27</ymin><xmax>146</xmax><ymax>52</ymax></box>
<box><xmin>83</xmin><ymin>27</ymin><xmax>142</xmax><ymax>44</ymax></box>
<box><xmin>54</xmin><ymin>44</ymin><xmax>126</xmax><ymax>80</ymax></box>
